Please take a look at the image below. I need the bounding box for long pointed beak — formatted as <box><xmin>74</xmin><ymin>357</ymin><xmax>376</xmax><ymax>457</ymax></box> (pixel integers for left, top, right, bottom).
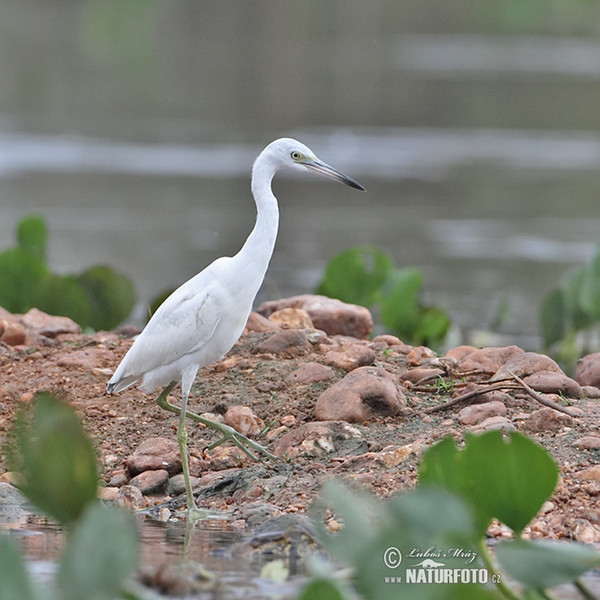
<box><xmin>303</xmin><ymin>158</ymin><xmax>366</xmax><ymax>191</ymax></box>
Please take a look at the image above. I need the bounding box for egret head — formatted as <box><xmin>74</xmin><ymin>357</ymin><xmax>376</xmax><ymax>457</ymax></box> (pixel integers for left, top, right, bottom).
<box><xmin>262</xmin><ymin>138</ymin><xmax>366</xmax><ymax>191</ymax></box>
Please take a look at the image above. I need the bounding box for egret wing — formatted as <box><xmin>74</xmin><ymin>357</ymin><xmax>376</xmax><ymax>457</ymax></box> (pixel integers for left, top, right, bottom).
<box><xmin>115</xmin><ymin>280</ymin><xmax>224</xmax><ymax>381</ymax></box>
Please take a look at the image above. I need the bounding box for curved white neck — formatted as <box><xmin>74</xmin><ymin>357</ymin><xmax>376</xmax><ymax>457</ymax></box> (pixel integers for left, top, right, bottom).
<box><xmin>233</xmin><ymin>153</ymin><xmax>280</xmax><ymax>295</ymax></box>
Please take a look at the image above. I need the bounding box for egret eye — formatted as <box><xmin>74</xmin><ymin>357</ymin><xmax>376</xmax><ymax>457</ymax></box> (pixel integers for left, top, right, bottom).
<box><xmin>291</xmin><ymin>151</ymin><xmax>302</xmax><ymax>161</ymax></box>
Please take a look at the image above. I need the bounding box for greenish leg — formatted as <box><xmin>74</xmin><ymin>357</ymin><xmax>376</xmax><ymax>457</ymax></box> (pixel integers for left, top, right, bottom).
<box><xmin>155</xmin><ymin>383</ymin><xmax>280</xmax><ymax>462</ymax></box>
<box><xmin>155</xmin><ymin>383</ymin><xmax>230</xmax><ymax>523</ymax></box>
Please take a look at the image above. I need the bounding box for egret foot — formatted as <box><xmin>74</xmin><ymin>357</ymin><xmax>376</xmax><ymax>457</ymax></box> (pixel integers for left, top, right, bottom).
<box><xmin>155</xmin><ymin>384</ymin><xmax>280</xmax><ymax>463</ymax></box>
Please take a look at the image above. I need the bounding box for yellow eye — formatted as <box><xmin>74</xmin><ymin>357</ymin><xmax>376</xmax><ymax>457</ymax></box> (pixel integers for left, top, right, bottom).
<box><xmin>291</xmin><ymin>151</ymin><xmax>302</xmax><ymax>161</ymax></box>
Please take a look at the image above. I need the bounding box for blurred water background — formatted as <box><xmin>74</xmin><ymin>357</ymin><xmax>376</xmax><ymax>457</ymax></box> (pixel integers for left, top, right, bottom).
<box><xmin>3</xmin><ymin>1</ymin><xmax>600</xmax><ymax>347</ymax></box>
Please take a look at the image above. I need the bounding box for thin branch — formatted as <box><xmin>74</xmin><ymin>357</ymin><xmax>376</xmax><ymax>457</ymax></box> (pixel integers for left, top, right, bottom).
<box><xmin>508</xmin><ymin>372</ymin><xmax>580</xmax><ymax>418</ymax></box>
<box><xmin>425</xmin><ymin>383</ymin><xmax>520</xmax><ymax>413</ymax></box>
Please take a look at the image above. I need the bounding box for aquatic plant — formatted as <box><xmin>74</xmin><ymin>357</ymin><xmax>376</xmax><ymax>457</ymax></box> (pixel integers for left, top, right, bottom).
<box><xmin>1</xmin><ymin>392</ymin><xmax>139</xmax><ymax>600</ymax></box>
<box><xmin>317</xmin><ymin>245</ymin><xmax>450</xmax><ymax>347</ymax></box>
<box><xmin>0</xmin><ymin>214</ymin><xmax>135</xmax><ymax>330</ymax></box>
<box><xmin>303</xmin><ymin>431</ymin><xmax>600</xmax><ymax>600</ymax></box>
<box><xmin>540</xmin><ymin>244</ymin><xmax>600</xmax><ymax>371</ymax></box>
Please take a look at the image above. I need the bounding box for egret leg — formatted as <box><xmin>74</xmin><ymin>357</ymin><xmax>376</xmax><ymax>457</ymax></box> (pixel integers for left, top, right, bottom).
<box><xmin>155</xmin><ymin>386</ymin><xmax>279</xmax><ymax>462</ymax></box>
<box><xmin>155</xmin><ymin>382</ymin><xmax>226</xmax><ymax>523</ymax></box>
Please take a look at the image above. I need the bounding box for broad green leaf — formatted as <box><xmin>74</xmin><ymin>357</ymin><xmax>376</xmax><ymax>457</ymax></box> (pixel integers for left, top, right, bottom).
<box><xmin>17</xmin><ymin>214</ymin><xmax>47</xmax><ymax>261</ymax></box>
<box><xmin>419</xmin><ymin>432</ymin><xmax>558</xmax><ymax>536</ymax></box>
<box><xmin>317</xmin><ymin>246</ymin><xmax>393</xmax><ymax>307</ymax></box>
<box><xmin>540</xmin><ymin>288</ymin><xmax>566</xmax><ymax>348</ymax></box>
<box><xmin>8</xmin><ymin>393</ymin><xmax>99</xmax><ymax>526</ymax></box>
<box><xmin>314</xmin><ymin>480</ymin><xmax>381</xmax><ymax>567</ymax></box>
<box><xmin>58</xmin><ymin>504</ymin><xmax>139</xmax><ymax>600</ymax></box>
<box><xmin>562</xmin><ymin>266</ymin><xmax>594</xmax><ymax>331</ymax></box>
<box><xmin>0</xmin><ymin>248</ymin><xmax>49</xmax><ymax>313</ymax></box>
<box><xmin>78</xmin><ymin>265</ymin><xmax>135</xmax><ymax>330</ymax></box>
<box><xmin>298</xmin><ymin>578</ymin><xmax>348</xmax><ymax>600</ymax></box>
<box><xmin>414</xmin><ymin>305</ymin><xmax>450</xmax><ymax>347</ymax></box>
<box><xmin>380</xmin><ymin>268</ymin><xmax>422</xmax><ymax>338</ymax></box>
<box><xmin>578</xmin><ymin>245</ymin><xmax>600</xmax><ymax>320</ymax></box>
<box><xmin>31</xmin><ymin>274</ymin><xmax>91</xmax><ymax>327</ymax></box>
<box><xmin>496</xmin><ymin>539</ymin><xmax>600</xmax><ymax>589</ymax></box>
<box><xmin>0</xmin><ymin>535</ymin><xmax>37</xmax><ymax>600</ymax></box>
<box><xmin>316</xmin><ymin>482</ymin><xmax>493</xmax><ymax>600</ymax></box>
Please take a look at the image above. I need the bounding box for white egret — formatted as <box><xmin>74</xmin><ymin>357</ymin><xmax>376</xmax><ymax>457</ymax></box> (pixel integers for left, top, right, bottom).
<box><xmin>107</xmin><ymin>138</ymin><xmax>365</xmax><ymax>519</ymax></box>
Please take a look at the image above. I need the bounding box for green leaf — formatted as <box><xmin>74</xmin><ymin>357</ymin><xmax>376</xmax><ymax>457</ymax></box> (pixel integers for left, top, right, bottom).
<box><xmin>380</xmin><ymin>268</ymin><xmax>423</xmax><ymax>338</ymax></box>
<box><xmin>414</xmin><ymin>305</ymin><xmax>450</xmax><ymax>347</ymax></box>
<box><xmin>78</xmin><ymin>265</ymin><xmax>135</xmax><ymax>330</ymax></box>
<box><xmin>8</xmin><ymin>392</ymin><xmax>99</xmax><ymax>526</ymax></box>
<box><xmin>496</xmin><ymin>539</ymin><xmax>600</xmax><ymax>589</ymax></box>
<box><xmin>314</xmin><ymin>480</ymin><xmax>381</xmax><ymax>567</ymax></box>
<box><xmin>317</xmin><ymin>246</ymin><xmax>393</xmax><ymax>307</ymax></box>
<box><xmin>540</xmin><ymin>288</ymin><xmax>566</xmax><ymax>348</ymax></box>
<box><xmin>31</xmin><ymin>274</ymin><xmax>92</xmax><ymax>327</ymax></box>
<box><xmin>0</xmin><ymin>248</ymin><xmax>49</xmax><ymax>313</ymax></box>
<box><xmin>298</xmin><ymin>578</ymin><xmax>348</xmax><ymax>600</ymax></box>
<box><xmin>315</xmin><ymin>482</ymin><xmax>494</xmax><ymax>600</ymax></box>
<box><xmin>17</xmin><ymin>214</ymin><xmax>47</xmax><ymax>261</ymax></box>
<box><xmin>58</xmin><ymin>503</ymin><xmax>139</xmax><ymax>600</ymax></box>
<box><xmin>0</xmin><ymin>535</ymin><xmax>37</xmax><ymax>600</ymax></box>
<box><xmin>419</xmin><ymin>432</ymin><xmax>558</xmax><ymax>536</ymax></box>
<box><xmin>578</xmin><ymin>245</ymin><xmax>600</xmax><ymax>320</ymax></box>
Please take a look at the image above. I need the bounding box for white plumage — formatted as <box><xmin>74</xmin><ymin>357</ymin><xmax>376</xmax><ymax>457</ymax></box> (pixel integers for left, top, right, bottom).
<box><xmin>107</xmin><ymin>138</ymin><xmax>365</xmax><ymax>518</ymax></box>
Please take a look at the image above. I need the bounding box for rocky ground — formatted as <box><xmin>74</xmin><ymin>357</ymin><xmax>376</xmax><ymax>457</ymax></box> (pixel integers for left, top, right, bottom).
<box><xmin>1</xmin><ymin>295</ymin><xmax>600</xmax><ymax>545</ymax></box>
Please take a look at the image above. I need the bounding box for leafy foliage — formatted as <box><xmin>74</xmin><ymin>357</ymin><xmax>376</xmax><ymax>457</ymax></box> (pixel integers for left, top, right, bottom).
<box><xmin>5</xmin><ymin>392</ymin><xmax>99</xmax><ymax>526</ymax></box>
<box><xmin>540</xmin><ymin>245</ymin><xmax>600</xmax><ymax>372</ymax></box>
<box><xmin>306</xmin><ymin>431</ymin><xmax>599</xmax><ymax>600</ymax></box>
<box><xmin>317</xmin><ymin>246</ymin><xmax>393</xmax><ymax>307</ymax></box>
<box><xmin>418</xmin><ymin>431</ymin><xmax>558</xmax><ymax>536</ymax></box>
<box><xmin>0</xmin><ymin>392</ymin><xmax>139</xmax><ymax>599</ymax></box>
<box><xmin>0</xmin><ymin>214</ymin><xmax>135</xmax><ymax>329</ymax></box>
<box><xmin>317</xmin><ymin>246</ymin><xmax>450</xmax><ymax>346</ymax></box>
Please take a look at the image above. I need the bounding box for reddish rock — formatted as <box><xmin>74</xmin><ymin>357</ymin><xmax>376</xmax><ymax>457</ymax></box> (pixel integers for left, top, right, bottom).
<box><xmin>268</xmin><ymin>308</ymin><xmax>313</xmax><ymax>330</ymax></box>
<box><xmin>574</xmin><ymin>465</ymin><xmax>600</xmax><ymax>482</ymax></box>
<box><xmin>245</xmin><ymin>311</ymin><xmax>280</xmax><ymax>333</ymax></box>
<box><xmin>323</xmin><ymin>344</ymin><xmax>376</xmax><ymax>371</ymax></box>
<box><xmin>522</xmin><ymin>371</ymin><xmax>583</xmax><ymax>398</ymax></box>
<box><xmin>257</xmin><ymin>294</ymin><xmax>372</xmax><ymax>339</ymax></box>
<box><xmin>406</xmin><ymin>346</ymin><xmax>436</xmax><ymax>366</ymax></box>
<box><xmin>468</xmin><ymin>416</ymin><xmax>516</xmax><ymax>433</ymax></box>
<box><xmin>451</xmin><ymin>386</ymin><xmax>513</xmax><ymax>416</ymax></box>
<box><xmin>126</xmin><ymin>437</ymin><xmax>182</xmax><ymax>476</ymax></box>
<box><xmin>582</xmin><ymin>386</ymin><xmax>600</xmax><ymax>398</ymax></box>
<box><xmin>252</xmin><ymin>329</ymin><xmax>312</xmax><ymax>357</ymax></box>
<box><xmin>573</xmin><ymin>436</ymin><xmax>600</xmax><ymax>450</ymax></box>
<box><xmin>272</xmin><ymin>421</ymin><xmax>362</xmax><ymax>459</ymax></box>
<box><xmin>371</xmin><ymin>334</ymin><xmax>403</xmax><ymax>346</ymax></box>
<box><xmin>445</xmin><ymin>345</ymin><xmax>478</xmax><ymax>363</ymax></box>
<box><xmin>1</xmin><ymin>321</ymin><xmax>27</xmax><ymax>346</ymax></box>
<box><xmin>492</xmin><ymin>352</ymin><xmax>563</xmax><ymax>381</ymax></box>
<box><xmin>285</xmin><ymin>362</ymin><xmax>336</xmax><ymax>385</ymax></box>
<box><xmin>57</xmin><ymin>348</ymin><xmax>111</xmax><ymax>370</ymax></box>
<box><xmin>224</xmin><ymin>405</ymin><xmax>265</xmax><ymax>436</ymax></box>
<box><xmin>401</xmin><ymin>367</ymin><xmax>445</xmax><ymax>384</ymax></box>
<box><xmin>522</xmin><ymin>408</ymin><xmax>575</xmax><ymax>433</ymax></box>
<box><xmin>315</xmin><ymin>366</ymin><xmax>407</xmax><ymax>422</ymax></box>
<box><xmin>575</xmin><ymin>353</ymin><xmax>600</xmax><ymax>388</ymax></box>
<box><xmin>97</xmin><ymin>487</ymin><xmax>119</xmax><ymax>501</ymax></box>
<box><xmin>19</xmin><ymin>308</ymin><xmax>80</xmax><ymax>338</ymax></box>
<box><xmin>458</xmin><ymin>400</ymin><xmax>507</xmax><ymax>425</ymax></box>
<box><xmin>129</xmin><ymin>469</ymin><xmax>169</xmax><ymax>495</ymax></box>
<box><xmin>108</xmin><ymin>469</ymin><xmax>129</xmax><ymax>487</ymax></box>
<box><xmin>458</xmin><ymin>346</ymin><xmax>524</xmax><ymax>374</ymax></box>
<box><xmin>114</xmin><ymin>485</ymin><xmax>146</xmax><ymax>509</ymax></box>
